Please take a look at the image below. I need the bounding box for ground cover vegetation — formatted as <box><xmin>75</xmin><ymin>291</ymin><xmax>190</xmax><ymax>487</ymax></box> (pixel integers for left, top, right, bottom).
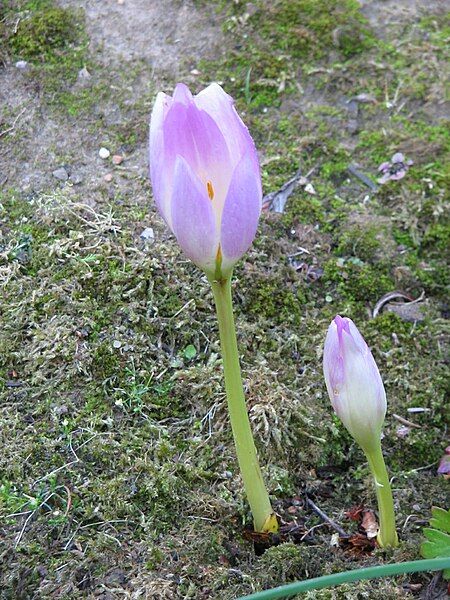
<box><xmin>0</xmin><ymin>0</ymin><xmax>449</xmax><ymax>597</ymax></box>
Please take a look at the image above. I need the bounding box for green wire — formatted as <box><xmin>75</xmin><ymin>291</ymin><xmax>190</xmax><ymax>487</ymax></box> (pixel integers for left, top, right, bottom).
<box><xmin>238</xmin><ymin>557</ymin><xmax>450</xmax><ymax>600</ymax></box>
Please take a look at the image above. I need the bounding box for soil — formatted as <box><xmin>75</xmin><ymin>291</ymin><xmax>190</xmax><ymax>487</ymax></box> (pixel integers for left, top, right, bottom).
<box><xmin>0</xmin><ymin>0</ymin><xmax>449</xmax><ymax>598</ymax></box>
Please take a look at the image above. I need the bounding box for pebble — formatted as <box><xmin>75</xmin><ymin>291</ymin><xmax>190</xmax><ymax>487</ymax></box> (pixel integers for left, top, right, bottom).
<box><xmin>140</xmin><ymin>227</ymin><xmax>155</xmax><ymax>244</ymax></box>
<box><xmin>112</xmin><ymin>340</ymin><xmax>122</xmax><ymax>349</ymax></box>
<box><xmin>99</xmin><ymin>147</ymin><xmax>110</xmax><ymax>159</ymax></box>
<box><xmin>78</xmin><ymin>66</ymin><xmax>91</xmax><ymax>80</ymax></box>
<box><xmin>69</xmin><ymin>172</ymin><xmax>83</xmax><ymax>185</ymax></box>
<box><xmin>15</xmin><ymin>60</ymin><xmax>28</xmax><ymax>69</ymax></box>
<box><xmin>104</xmin><ymin>173</ymin><xmax>113</xmax><ymax>182</ymax></box>
<box><xmin>112</xmin><ymin>154</ymin><xmax>124</xmax><ymax>165</ymax></box>
<box><xmin>52</xmin><ymin>167</ymin><xmax>69</xmax><ymax>181</ymax></box>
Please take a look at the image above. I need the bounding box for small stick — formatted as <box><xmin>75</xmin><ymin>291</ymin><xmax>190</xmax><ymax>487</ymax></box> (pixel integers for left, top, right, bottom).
<box><xmin>347</xmin><ymin>164</ymin><xmax>378</xmax><ymax>191</ymax></box>
<box><xmin>306</xmin><ymin>496</ymin><xmax>348</xmax><ymax>537</ymax></box>
<box><xmin>392</xmin><ymin>413</ymin><xmax>421</xmax><ymax>429</ymax></box>
<box><xmin>0</xmin><ymin>106</ymin><xmax>27</xmax><ymax>138</ymax></box>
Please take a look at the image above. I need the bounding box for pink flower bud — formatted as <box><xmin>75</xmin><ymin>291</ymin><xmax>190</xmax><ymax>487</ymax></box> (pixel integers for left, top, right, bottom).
<box><xmin>323</xmin><ymin>315</ymin><xmax>387</xmax><ymax>452</ymax></box>
<box><xmin>149</xmin><ymin>83</ymin><xmax>262</xmax><ymax>276</ymax></box>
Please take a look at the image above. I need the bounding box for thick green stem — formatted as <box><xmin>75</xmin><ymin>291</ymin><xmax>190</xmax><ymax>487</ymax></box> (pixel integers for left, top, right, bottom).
<box><xmin>365</xmin><ymin>444</ymin><xmax>399</xmax><ymax>548</ymax></box>
<box><xmin>209</xmin><ymin>276</ymin><xmax>277</xmax><ymax>533</ymax></box>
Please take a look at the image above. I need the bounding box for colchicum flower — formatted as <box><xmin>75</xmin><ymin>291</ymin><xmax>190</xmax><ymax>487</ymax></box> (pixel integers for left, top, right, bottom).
<box><xmin>149</xmin><ymin>84</ymin><xmax>277</xmax><ymax>533</ymax></box>
<box><xmin>377</xmin><ymin>152</ymin><xmax>413</xmax><ymax>184</ymax></box>
<box><xmin>323</xmin><ymin>315</ymin><xmax>386</xmax><ymax>453</ymax></box>
<box><xmin>149</xmin><ymin>82</ymin><xmax>262</xmax><ymax>278</ymax></box>
<box><xmin>323</xmin><ymin>315</ymin><xmax>398</xmax><ymax>548</ymax></box>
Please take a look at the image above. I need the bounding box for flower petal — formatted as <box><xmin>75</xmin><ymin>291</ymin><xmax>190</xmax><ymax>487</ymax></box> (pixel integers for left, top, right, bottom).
<box><xmin>392</xmin><ymin>152</ymin><xmax>404</xmax><ymax>163</ymax></box>
<box><xmin>195</xmin><ymin>83</ymin><xmax>261</xmax><ymax>193</ymax></box>
<box><xmin>149</xmin><ymin>92</ymin><xmax>173</xmax><ymax>221</ymax></box>
<box><xmin>220</xmin><ymin>153</ymin><xmax>262</xmax><ymax>271</ymax></box>
<box><xmin>171</xmin><ymin>156</ymin><xmax>218</xmax><ymax>272</ymax></box>
<box><xmin>163</xmin><ymin>92</ymin><xmax>233</xmax><ymax>202</ymax></box>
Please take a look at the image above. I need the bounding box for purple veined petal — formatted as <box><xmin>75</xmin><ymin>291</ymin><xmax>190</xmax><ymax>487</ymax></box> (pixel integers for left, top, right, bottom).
<box><xmin>392</xmin><ymin>152</ymin><xmax>404</xmax><ymax>163</ymax></box>
<box><xmin>170</xmin><ymin>156</ymin><xmax>219</xmax><ymax>273</ymax></box>
<box><xmin>335</xmin><ymin>314</ymin><xmax>351</xmax><ymax>338</ymax></box>
<box><xmin>345</xmin><ymin>318</ymin><xmax>368</xmax><ymax>355</ymax></box>
<box><xmin>163</xmin><ymin>91</ymin><xmax>233</xmax><ymax>207</ymax></box>
<box><xmin>390</xmin><ymin>170</ymin><xmax>406</xmax><ymax>180</ymax></box>
<box><xmin>195</xmin><ymin>83</ymin><xmax>262</xmax><ymax>195</ymax></box>
<box><xmin>172</xmin><ymin>82</ymin><xmax>193</xmax><ymax>105</ymax></box>
<box><xmin>149</xmin><ymin>92</ymin><xmax>173</xmax><ymax>221</ymax></box>
<box><xmin>219</xmin><ymin>152</ymin><xmax>262</xmax><ymax>273</ymax></box>
<box><xmin>323</xmin><ymin>320</ymin><xmax>345</xmax><ymax>410</ymax></box>
<box><xmin>437</xmin><ymin>446</ymin><xmax>450</xmax><ymax>474</ymax></box>
<box><xmin>377</xmin><ymin>173</ymin><xmax>391</xmax><ymax>184</ymax></box>
<box><xmin>378</xmin><ymin>162</ymin><xmax>390</xmax><ymax>172</ymax></box>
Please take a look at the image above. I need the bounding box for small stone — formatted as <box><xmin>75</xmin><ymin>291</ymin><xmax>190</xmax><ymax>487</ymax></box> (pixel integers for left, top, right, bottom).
<box><xmin>104</xmin><ymin>173</ymin><xmax>113</xmax><ymax>182</ymax></box>
<box><xmin>52</xmin><ymin>167</ymin><xmax>69</xmax><ymax>181</ymax></box>
<box><xmin>78</xmin><ymin>66</ymin><xmax>91</xmax><ymax>80</ymax></box>
<box><xmin>140</xmin><ymin>227</ymin><xmax>155</xmax><ymax>244</ymax></box>
<box><xmin>99</xmin><ymin>147</ymin><xmax>110</xmax><ymax>159</ymax></box>
<box><xmin>190</xmin><ymin>69</ymin><xmax>200</xmax><ymax>75</ymax></box>
<box><xmin>69</xmin><ymin>172</ymin><xmax>83</xmax><ymax>185</ymax></box>
<box><xmin>112</xmin><ymin>340</ymin><xmax>122</xmax><ymax>349</ymax></box>
<box><xmin>15</xmin><ymin>60</ymin><xmax>28</xmax><ymax>69</ymax></box>
<box><xmin>112</xmin><ymin>154</ymin><xmax>124</xmax><ymax>165</ymax></box>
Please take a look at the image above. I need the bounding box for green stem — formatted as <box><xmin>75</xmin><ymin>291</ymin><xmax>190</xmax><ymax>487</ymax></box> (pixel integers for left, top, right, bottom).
<box><xmin>365</xmin><ymin>444</ymin><xmax>399</xmax><ymax>548</ymax></box>
<box><xmin>237</xmin><ymin>557</ymin><xmax>450</xmax><ymax>600</ymax></box>
<box><xmin>209</xmin><ymin>276</ymin><xmax>277</xmax><ymax>533</ymax></box>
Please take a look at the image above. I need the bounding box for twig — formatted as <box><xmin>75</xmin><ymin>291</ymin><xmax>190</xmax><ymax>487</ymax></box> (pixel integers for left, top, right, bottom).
<box><xmin>305</xmin><ymin>496</ymin><xmax>348</xmax><ymax>537</ymax></box>
<box><xmin>15</xmin><ymin>492</ymin><xmax>56</xmax><ymax>547</ymax></box>
<box><xmin>347</xmin><ymin>164</ymin><xmax>378</xmax><ymax>191</ymax></box>
<box><xmin>392</xmin><ymin>414</ymin><xmax>421</xmax><ymax>429</ymax></box>
<box><xmin>372</xmin><ymin>290</ymin><xmax>420</xmax><ymax>318</ymax></box>
<box><xmin>170</xmin><ymin>298</ymin><xmax>195</xmax><ymax>319</ymax></box>
<box><xmin>264</xmin><ymin>164</ymin><xmax>318</xmax><ymax>213</ymax></box>
<box><xmin>0</xmin><ymin>106</ymin><xmax>27</xmax><ymax>138</ymax></box>
<box><xmin>300</xmin><ymin>522</ymin><xmax>328</xmax><ymax>541</ymax></box>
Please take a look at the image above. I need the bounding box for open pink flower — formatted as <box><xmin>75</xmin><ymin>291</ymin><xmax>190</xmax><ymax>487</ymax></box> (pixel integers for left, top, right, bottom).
<box><xmin>377</xmin><ymin>152</ymin><xmax>413</xmax><ymax>184</ymax></box>
<box><xmin>323</xmin><ymin>315</ymin><xmax>387</xmax><ymax>452</ymax></box>
<box><xmin>149</xmin><ymin>83</ymin><xmax>262</xmax><ymax>276</ymax></box>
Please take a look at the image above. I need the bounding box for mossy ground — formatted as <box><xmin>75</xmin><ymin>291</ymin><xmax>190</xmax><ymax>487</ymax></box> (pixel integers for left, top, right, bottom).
<box><xmin>0</xmin><ymin>0</ymin><xmax>449</xmax><ymax>598</ymax></box>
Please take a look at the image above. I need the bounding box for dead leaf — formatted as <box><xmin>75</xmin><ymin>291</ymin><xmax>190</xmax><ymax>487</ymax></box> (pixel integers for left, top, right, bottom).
<box><xmin>345</xmin><ymin>505</ymin><xmax>364</xmax><ymax>522</ymax></box>
<box><xmin>361</xmin><ymin>509</ymin><xmax>379</xmax><ymax>539</ymax></box>
<box><xmin>340</xmin><ymin>533</ymin><xmax>376</xmax><ymax>556</ymax></box>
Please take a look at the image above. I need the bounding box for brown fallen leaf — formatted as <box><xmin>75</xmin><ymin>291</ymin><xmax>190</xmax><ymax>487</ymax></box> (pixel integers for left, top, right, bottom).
<box><xmin>340</xmin><ymin>533</ymin><xmax>376</xmax><ymax>556</ymax></box>
<box><xmin>344</xmin><ymin>505</ymin><xmax>364</xmax><ymax>522</ymax></box>
<box><xmin>361</xmin><ymin>509</ymin><xmax>379</xmax><ymax>539</ymax></box>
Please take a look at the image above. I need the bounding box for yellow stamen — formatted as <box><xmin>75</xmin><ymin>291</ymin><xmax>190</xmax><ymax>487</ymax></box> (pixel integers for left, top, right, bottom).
<box><xmin>207</xmin><ymin>180</ymin><xmax>214</xmax><ymax>200</ymax></box>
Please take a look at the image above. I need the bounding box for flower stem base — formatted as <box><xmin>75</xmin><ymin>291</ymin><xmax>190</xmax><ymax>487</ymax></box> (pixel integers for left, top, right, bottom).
<box><xmin>209</xmin><ymin>275</ymin><xmax>277</xmax><ymax>533</ymax></box>
<box><xmin>365</xmin><ymin>445</ymin><xmax>399</xmax><ymax>548</ymax></box>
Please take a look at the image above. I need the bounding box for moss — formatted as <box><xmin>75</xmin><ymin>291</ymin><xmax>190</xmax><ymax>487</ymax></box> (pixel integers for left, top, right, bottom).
<box><xmin>421</xmin><ymin>223</ymin><xmax>450</xmax><ymax>256</ymax></box>
<box><xmin>243</xmin><ymin>273</ymin><xmax>306</xmax><ymax>324</ymax></box>
<box><xmin>9</xmin><ymin>1</ymin><xmax>85</xmax><ymax>63</ymax></box>
<box><xmin>335</xmin><ymin>226</ymin><xmax>381</xmax><ymax>263</ymax></box>
<box><xmin>250</xmin><ymin>0</ymin><xmax>374</xmax><ymax>60</ymax></box>
<box><xmin>323</xmin><ymin>258</ymin><xmax>394</xmax><ymax>303</ymax></box>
